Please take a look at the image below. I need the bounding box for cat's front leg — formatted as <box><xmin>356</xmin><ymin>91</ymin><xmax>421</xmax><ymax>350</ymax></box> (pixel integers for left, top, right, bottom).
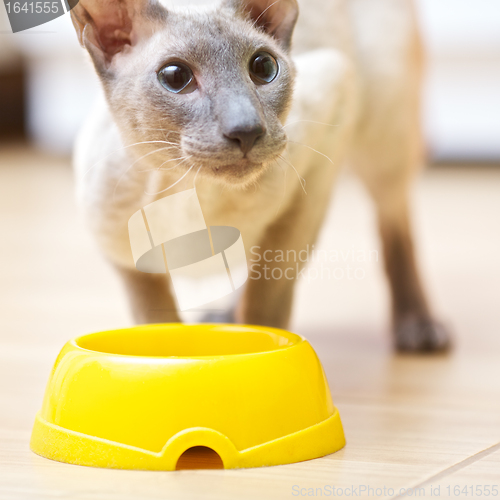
<box><xmin>236</xmin><ymin>160</ymin><xmax>341</xmax><ymax>329</ymax></box>
<box><xmin>116</xmin><ymin>265</ymin><xmax>181</xmax><ymax>324</ymax></box>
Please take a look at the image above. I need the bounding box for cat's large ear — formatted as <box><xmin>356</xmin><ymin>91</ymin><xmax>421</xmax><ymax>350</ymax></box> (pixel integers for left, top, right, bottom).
<box><xmin>224</xmin><ymin>0</ymin><xmax>299</xmax><ymax>50</ymax></box>
<box><xmin>71</xmin><ymin>0</ymin><xmax>166</xmax><ymax>74</ymax></box>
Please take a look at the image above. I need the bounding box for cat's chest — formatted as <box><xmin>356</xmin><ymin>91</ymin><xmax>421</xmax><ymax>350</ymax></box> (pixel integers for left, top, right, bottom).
<box><xmin>196</xmin><ymin>181</ymin><xmax>283</xmax><ymax>240</ymax></box>
<box><xmin>84</xmin><ymin>161</ymin><xmax>288</xmax><ymax>268</ymax></box>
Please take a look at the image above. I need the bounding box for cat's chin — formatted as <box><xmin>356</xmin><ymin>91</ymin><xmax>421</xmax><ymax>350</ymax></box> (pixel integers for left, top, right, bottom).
<box><xmin>205</xmin><ymin>159</ymin><xmax>268</xmax><ymax>188</ymax></box>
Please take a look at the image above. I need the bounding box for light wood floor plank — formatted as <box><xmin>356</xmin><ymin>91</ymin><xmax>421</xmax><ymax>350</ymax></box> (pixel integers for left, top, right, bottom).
<box><xmin>1</xmin><ymin>146</ymin><xmax>499</xmax><ymax>499</ymax></box>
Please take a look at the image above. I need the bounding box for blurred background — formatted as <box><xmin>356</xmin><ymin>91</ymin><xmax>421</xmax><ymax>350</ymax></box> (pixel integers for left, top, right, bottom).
<box><xmin>1</xmin><ymin>0</ymin><xmax>500</xmax><ymax>160</ymax></box>
<box><xmin>0</xmin><ymin>0</ymin><xmax>499</xmax><ymax>348</ymax></box>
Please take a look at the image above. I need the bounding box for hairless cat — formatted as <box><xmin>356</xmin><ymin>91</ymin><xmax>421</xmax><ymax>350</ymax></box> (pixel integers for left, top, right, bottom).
<box><xmin>71</xmin><ymin>0</ymin><xmax>450</xmax><ymax>352</ymax></box>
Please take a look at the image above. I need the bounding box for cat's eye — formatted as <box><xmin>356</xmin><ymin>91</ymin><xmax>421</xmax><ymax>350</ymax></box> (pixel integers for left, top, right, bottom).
<box><xmin>157</xmin><ymin>63</ymin><xmax>195</xmax><ymax>94</ymax></box>
<box><xmin>249</xmin><ymin>52</ymin><xmax>279</xmax><ymax>85</ymax></box>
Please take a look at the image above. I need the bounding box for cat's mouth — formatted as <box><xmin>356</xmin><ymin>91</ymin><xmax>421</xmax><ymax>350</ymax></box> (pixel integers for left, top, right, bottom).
<box><xmin>210</xmin><ymin>159</ymin><xmax>255</xmax><ymax>172</ymax></box>
<box><xmin>180</xmin><ymin>130</ymin><xmax>288</xmax><ymax>185</ymax></box>
<box><xmin>206</xmin><ymin>157</ymin><xmax>268</xmax><ymax>184</ymax></box>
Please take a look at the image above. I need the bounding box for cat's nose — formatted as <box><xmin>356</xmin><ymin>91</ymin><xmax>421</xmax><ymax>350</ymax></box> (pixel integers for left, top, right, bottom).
<box><xmin>224</xmin><ymin>124</ymin><xmax>266</xmax><ymax>156</ymax></box>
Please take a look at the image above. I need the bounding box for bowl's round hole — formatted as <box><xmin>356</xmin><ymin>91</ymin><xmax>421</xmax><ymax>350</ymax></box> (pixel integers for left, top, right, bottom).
<box><xmin>75</xmin><ymin>324</ymin><xmax>300</xmax><ymax>357</ymax></box>
<box><xmin>175</xmin><ymin>446</ymin><xmax>224</xmax><ymax>470</ymax></box>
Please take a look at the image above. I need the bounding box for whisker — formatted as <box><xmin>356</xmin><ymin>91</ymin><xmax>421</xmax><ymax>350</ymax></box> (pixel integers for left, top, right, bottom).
<box><xmin>142</xmin><ymin>130</ymin><xmax>179</xmax><ymax>143</ymax></box>
<box><xmin>278</xmin><ymin>154</ymin><xmax>307</xmax><ymax>195</ymax></box>
<box><xmin>273</xmin><ymin>159</ymin><xmax>287</xmax><ymax>217</ymax></box>
<box><xmin>286</xmin><ymin>140</ymin><xmax>335</xmax><ymax>165</ymax></box>
<box><xmin>112</xmin><ymin>146</ymin><xmax>173</xmax><ymax>202</ymax></box>
<box><xmin>83</xmin><ymin>140</ymin><xmax>179</xmax><ymax>179</ymax></box>
<box><xmin>157</xmin><ymin>155</ymin><xmax>192</xmax><ymax>173</ymax></box>
<box><xmin>193</xmin><ymin>165</ymin><xmax>202</xmax><ymax>191</ymax></box>
<box><xmin>283</xmin><ymin>119</ymin><xmax>339</xmax><ymax>129</ymax></box>
<box><xmin>145</xmin><ymin>164</ymin><xmax>195</xmax><ymax>195</ymax></box>
<box><xmin>252</xmin><ymin>0</ymin><xmax>282</xmax><ymax>28</ymax></box>
<box><xmin>122</xmin><ymin>128</ymin><xmax>178</xmax><ymax>142</ymax></box>
<box><xmin>131</xmin><ymin>128</ymin><xmax>178</xmax><ymax>133</ymax></box>
<box><xmin>156</xmin><ymin>155</ymin><xmax>190</xmax><ymax>172</ymax></box>
<box><xmin>134</xmin><ymin>156</ymin><xmax>188</xmax><ymax>173</ymax></box>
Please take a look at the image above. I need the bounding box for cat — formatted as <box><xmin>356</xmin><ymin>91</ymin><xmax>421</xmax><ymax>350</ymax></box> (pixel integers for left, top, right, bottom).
<box><xmin>71</xmin><ymin>0</ymin><xmax>451</xmax><ymax>352</ymax></box>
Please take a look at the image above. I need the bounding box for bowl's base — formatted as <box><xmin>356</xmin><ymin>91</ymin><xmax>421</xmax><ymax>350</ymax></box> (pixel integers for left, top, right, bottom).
<box><xmin>30</xmin><ymin>409</ymin><xmax>345</xmax><ymax>471</ymax></box>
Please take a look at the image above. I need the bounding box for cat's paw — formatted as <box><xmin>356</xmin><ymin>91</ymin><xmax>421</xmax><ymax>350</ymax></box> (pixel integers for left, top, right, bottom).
<box><xmin>394</xmin><ymin>316</ymin><xmax>452</xmax><ymax>353</ymax></box>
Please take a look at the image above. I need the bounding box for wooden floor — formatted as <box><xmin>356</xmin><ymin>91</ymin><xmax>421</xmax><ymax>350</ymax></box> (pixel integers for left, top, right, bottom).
<box><xmin>1</xmin><ymin>144</ymin><xmax>499</xmax><ymax>499</ymax></box>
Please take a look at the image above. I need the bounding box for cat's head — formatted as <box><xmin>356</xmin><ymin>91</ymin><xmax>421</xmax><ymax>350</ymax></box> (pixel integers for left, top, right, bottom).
<box><xmin>72</xmin><ymin>0</ymin><xmax>298</xmax><ymax>186</ymax></box>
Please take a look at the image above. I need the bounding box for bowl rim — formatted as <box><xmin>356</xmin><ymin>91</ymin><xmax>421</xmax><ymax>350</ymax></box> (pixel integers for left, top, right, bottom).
<box><xmin>70</xmin><ymin>323</ymin><xmax>306</xmax><ymax>360</ymax></box>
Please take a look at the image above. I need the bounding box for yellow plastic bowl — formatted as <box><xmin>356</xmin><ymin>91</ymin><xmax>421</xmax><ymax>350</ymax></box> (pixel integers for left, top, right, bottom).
<box><xmin>30</xmin><ymin>324</ymin><xmax>345</xmax><ymax>470</ymax></box>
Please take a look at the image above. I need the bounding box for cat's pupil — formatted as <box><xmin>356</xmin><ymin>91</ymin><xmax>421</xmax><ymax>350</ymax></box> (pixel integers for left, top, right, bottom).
<box><xmin>158</xmin><ymin>63</ymin><xmax>193</xmax><ymax>93</ymax></box>
<box><xmin>250</xmin><ymin>52</ymin><xmax>278</xmax><ymax>84</ymax></box>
